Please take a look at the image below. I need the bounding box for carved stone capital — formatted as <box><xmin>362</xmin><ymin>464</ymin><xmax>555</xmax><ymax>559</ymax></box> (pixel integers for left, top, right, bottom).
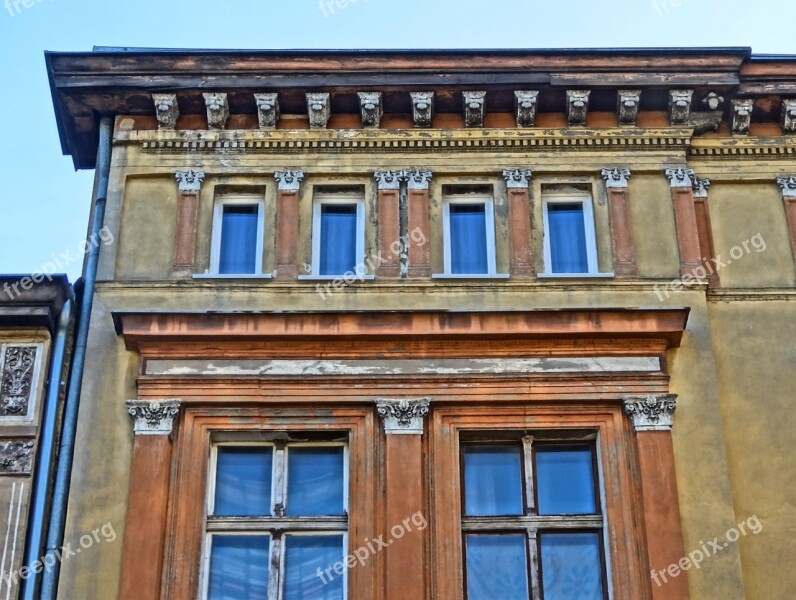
<box><xmin>374</xmin><ymin>170</ymin><xmax>404</xmax><ymax>190</ymax></box>
<box><xmin>306</xmin><ymin>93</ymin><xmax>331</xmax><ymax>129</ymax></box>
<box><xmin>692</xmin><ymin>177</ymin><xmax>711</xmax><ymax>198</ymax></box>
<box><xmin>502</xmin><ymin>168</ymin><xmax>533</xmax><ymax>190</ymax></box>
<box><xmin>781</xmin><ymin>99</ymin><xmax>796</xmax><ymax>134</ymax></box>
<box><xmin>410</xmin><ymin>92</ymin><xmax>434</xmax><ymax>128</ymax></box>
<box><xmin>127</xmin><ymin>400</ymin><xmax>182</xmax><ymax>435</ymax></box>
<box><xmin>566</xmin><ymin>90</ymin><xmax>590</xmax><ymax>126</ymax></box>
<box><xmin>152</xmin><ymin>94</ymin><xmax>179</xmax><ymax>130</ymax></box>
<box><xmin>358</xmin><ymin>92</ymin><xmax>382</xmax><ymax>128</ymax></box>
<box><xmin>1</xmin><ymin>346</ymin><xmax>37</xmax><ymax>417</ymax></box>
<box><xmin>515</xmin><ymin>91</ymin><xmax>539</xmax><ymax>128</ymax></box>
<box><xmin>601</xmin><ymin>167</ymin><xmax>631</xmax><ymax>189</ymax></box>
<box><xmin>731</xmin><ymin>99</ymin><xmax>754</xmax><ymax>136</ymax></box>
<box><xmin>405</xmin><ymin>169</ymin><xmax>432</xmax><ymax>190</ymax></box>
<box><xmin>703</xmin><ymin>92</ymin><xmax>725</xmax><ymax>111</ymax></box>
<box><xmin>776</xmin><ymin>176</ymin><xmax>796</xmax><ymax>198</ymax></box>
<box><xmin>274</xmin><ymin>170</ymin><xmax>304</xmax><ymax>192</ymax></box>
<box><xmin>664</xmin><ymin>167</ymin><xmax>695</xmax><ymax>188</ymax></box>
<box><xmin>254</xmin><ymin>93</ymin><xmax>280</xmax><ymax>129</ymax></box>
<box><xmin>376</xmin><ymin>398</ymin><xmax>430</xmax><ymax>435</ymax></box>
<box><xmin>0</xmin><ymin>441</ymin><xmax>34</xmax><ymax>474</ymax></box>
<box><xmin>669</xmin><ymin>89</ymin><xmax>693</xmax><ymax>126</ymax></box>
<box><xmin>175</xmin><ymin>170</ymin><xmax>205</xmax><ymax>194</ymax></box>
<box><xmin>463</xmin><ymin>91</ymin><xmax>486</xmax><ymax>128</ymax></box>
<box><xmin>203</xmin><ymin>93</ymin><xmax>229</xmax><ymax>130</ymax></box>
<box><xmin>617</xmin><ymin>90</ymin><xmax>641</xmax><ymax>126</ymax></box>
<box><xmin>623</xmin><ymin>395</ymin><xmax>678</xmax><ymax>432</ymax></box>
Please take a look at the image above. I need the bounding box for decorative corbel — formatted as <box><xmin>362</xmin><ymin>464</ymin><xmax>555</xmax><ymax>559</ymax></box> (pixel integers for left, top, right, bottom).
<box><xmin>731</xmin><ymin>99</ymin><xmax>754</xmax><ymax>136</ymax></box>
<box><xmin>617</xmin><ymin>90</ymin><xmax>641</xmax><ymax>126</ymax></box>
<box><xmin>127</xmin><ymin>400</ymin><xmax>182</xmax><ymax>436</ymax></box>
<box><xmin>703</xmin><ymin>92</ymin><xmax>725</xmax><ymax>111</ymax></box>
<box><xmin>376</xmin><ymin>398</ymin><xmax>430</xmax><ymax>435</ymax></box>
<box><xmin>203</xmin><ymin>93</ymin><xmax>229</xmax><ymax>130</ymax></box>
<box><xmin>515</xmin><ymin>91</ymin><xmax>539</xmax><ymax>128</ymax></box>
<box><xmin>566</xmin><ymin>90</ymin><xmax>590</xmax><ymax>126</ymax></box>
<box><xmin>152</xmin><ymin>94</ymin><xmax>179</xmax><ymax>130</ymax></box>
<box><xmin>410</xmin><ymin>92</ymin><xmax>434</xmax><ymax>128</ymax></box>
<box><xmin>254</xmin><ymin>93</ymin><xmax>280</xmax><ymax>129</ymax></box>
<box><xmin>306</xmin><ymin>93</ymin><xmax>331</xmax><ymax>129</ymax></box>
<box><xmin>463</xmin><ymin>91</ymin><xmax>486</xmax><ymax>128</ymax></box>
<box><xmin>358</xmin><ymin>92</ymin><xmax>383</xmax><ymax>128</ymax></box>
<box><xmin>781</xmin><ymin>99</ymin><xmax>796</xmax><ymax>134</ymax></box>
<box><xmin>623</xmin><ymin>395</ymin><xmax>678</xmax><ymax>432</ymax></box>
<box><xmin>669</xmin><ymin>89</ymin><xmax>693</xmax><ymax>126</ymax></box>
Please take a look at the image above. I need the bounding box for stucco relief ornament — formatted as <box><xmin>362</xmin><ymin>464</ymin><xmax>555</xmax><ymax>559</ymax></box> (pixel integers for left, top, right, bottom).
<box><xmin>405</xmin><ymin>169</ymin><xmax>433</xmax><ymax>190</ymax></box>
<box><xmin>781</xmin><ymin>99</ymin><xmax>796</xmax><ymax>134</ymax></box>
<box><xmin>203</xmin><ymin>93</ymin><xmax>229</xmax><ymax>130</ymax></box>
<box><xmin>776</xmin><ymin>176</ymin><xmax>796</xmax><ymax>198</ymax></box>
<box><xmin>601</xmin><ymin>167</ymin><xmax>631</xmax><ymax>189</ymax></box>
<box><xmin>306</xmin><ymin>93</ymin><xmax>331</xmax><ymax>129</ymax></box>
<box><xmin>152</xmin><ymin>94</ymin><xmax>179</xmax><ymax>130</ymax></box>
<box><xmin>566</xmin><ymin>90</ymin><xmax>590</xmax><ymax>126</ymax></box>
<box><xmin>617</xmin><ymin>90</ymin><xmax>641</xmax><ymax>126</ymax></box>
<box><xmin>376</xmin><ymin>398</ymin><xmax>430</xmax><ymax>435</ymax></box>
<box><xmin>374</xmin><ymin>170</ymin><xmax>404</xmax><ymax>190</ymax></box>
<box><xmin>410</xmin><ymin>92</ymin><xmax>434</xmax><ymax>128</ymax></box>
<box><xmin>0</xmin><ymin>441</ymin><xmax>34</xmax><ymax>474</ymax></box>
<box><xmin>703</xmin><ymin>92</ymin><xmax>725</xmax><ymax>111</ymax></box>
<box><xmin>0</xmin><ymin>346</ymin><xmax>37</xmax><ymax>416</ymax></box>
<box><xmin>274</xmin><ymin>170</ymin><xmax>304</xmax><ymax>191</ymax></box>
<box><xmin>463</xmin><ymin>91</ymin><xmax>486</xmax><ymax>128</ymax></box>
<box><xmin>175</xmin><ymin>170</ymin><xmax>205</xmax><ymax>193</ymax></box>
<box><xmin>669</xmin><ymin>90</ymin><xmax>693</xmax><ymax>126</ymax></box>
<box><xmin>692</xmin><ymin>177</ymin><xmax>711</xmax><ymax>198</ymax></box>
<box><xmin>502</xmin><ymin>169</ymin><xmax>533</xmax><ymax>190</ymax></box>
<box><xmin>254</xmin><ymin>93</ymin><xmax>280</xmax><ymax>129</ymax></box>
<box><xmin>664</xmin><ymin>167</ymin><xmax>695</xmax><ymax>188</ymax></box>
<box><xmin>731</xmin><ymin>99</ymin><xmax>754</xmax><ymax>136</ymax></box>
<box><xmin>358</xmin><ymin>92</ymin><xmax>383</xmax><ymax>128</ymax></box>
<box><xmin>515</xmin><ymin>91</ymin><xmax>539</xmax><ymax>128</ymax></box>
<box><xmin>623</xmin><ymin>395</ymin><xmax>678</xmax><ymax>432</ymax></box>
<box><xmin>127</xmin><ymin>400</ymin><xmax>182</xmax><ymax>435</ymax></box>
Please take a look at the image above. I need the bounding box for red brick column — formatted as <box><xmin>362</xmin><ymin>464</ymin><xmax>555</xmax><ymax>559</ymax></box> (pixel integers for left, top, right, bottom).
<box><xmin>274</xmin><ymin>170</ymin><xmax>305</xmax><ymax>279</ymax></box>
<box><xmin>601</xmin><ymin>168</ymin><xmax>638</xmax><ymax>276</ymax></box>
<box><xmin>172</xmin><ymin>171</ymin><xmax>205</xmax><ymax>277</ymax></box>
<box><xmin>692</xmin><ymin>177</ymin><xmax>720</xmax><ymax>286</ymax></box>
<box><xmin>777</xmin><ymin>176</ymin><xmax>796</xmax><ymax>267</ymax></box>
<box><xmin>665</xmin><ymin>168</ymin><xmax>702</xmax><ymax>277</ymax></box>
<box><xmin>502</xmin><ymin>169</ymin><xmax>534</xmax><ymax>276</ymax></box>
<box><xmin>406</xmin><ymin>170</ymin><xmax>433</xmax><ymax>278</ymax></box>
<box><xmin>374</xmin><ymin>171</ymin><xmax>402</xmax><ymax>277</ymax></box>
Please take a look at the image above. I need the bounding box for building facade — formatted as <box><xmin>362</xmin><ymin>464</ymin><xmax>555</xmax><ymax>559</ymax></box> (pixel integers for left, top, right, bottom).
<box><xmin>46</xmin><ymin>48</ymin><xmax>796</xmax><ymax>599</ymax></box>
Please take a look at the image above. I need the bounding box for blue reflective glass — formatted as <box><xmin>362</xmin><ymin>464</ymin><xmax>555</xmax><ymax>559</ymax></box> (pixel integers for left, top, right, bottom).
<box><xmin>547</xmin><ymin>203</ymin><xmax>588</xmax><ymax>273</ymax></box>
<box><xmin>463</xmin><ymin>446</ymin><xmax>523</xmax><ymax>516</ymax></box>
<box><xmin>320</xmin><ymin>204</ymin><xmax>358</xmax><ymax>275</ymax></box>
<box><xmin>220</xmin><ymin>205</ymin><xmax>258</xmax><ymax>274</ymax></box>
<box><xmin>208</xmin><ymin>535</ymin><xmax>270</xmax><ymax>600</ymax></box>
<box><xmin>541</xmin><ymin>533</ymin><xmax>604</xmax><ymax>600</ymax></box>
<box><xmin>287</xmin><ymin>447</ymin><xmax>345</xmax><ymax>516</ymax></box>
<box><xmin>465</xmin><ymin>534</ymin><xmax>529</xmax><ymax>600</ymax></box>
<box><xmin>284</xmin><ymin>535</ymin><xmax>345</xmax><ymax>600</ymax></box>
<box><xmin>536</xmin><ymin>446</ymin><xmax>597</xmax><ymax>515</ymax></box>
<box><xmin>214</xmin><ymin>447</ymin><xmax>272</xmax><ymax>516</ymax></box>
<box><xmin>449</xmin><ymin>204</ymin><xmax>488</xmax><ymax>274</ymax></box>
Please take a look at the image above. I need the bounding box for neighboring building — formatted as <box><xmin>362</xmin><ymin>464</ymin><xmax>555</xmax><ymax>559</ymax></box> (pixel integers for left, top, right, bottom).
<box><xmin>45</xmin><ymin>48</ymin><xmax>795</xmax><ymax>599</ymax></box>
<box><xmin>0</xmin><ymin>276</ymin><xmax>72</xmax><ymax>599</ymax></box>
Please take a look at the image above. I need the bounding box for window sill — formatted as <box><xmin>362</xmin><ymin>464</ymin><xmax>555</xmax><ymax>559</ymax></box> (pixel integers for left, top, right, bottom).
<box><xmin>431</xmin><ymin>274</ymin><xmax>511</xmax><ymax>280</ymax></box>
<box><xmin>537</xmin><ymin>272</ymin><xmax>615</xmax><ymax>279</ymax></box>
<box><xmin>297</xmin><ymin>274</ymin><xmax>376</xmax><ymax>281</ymax></box>
<box><xmin>192</xmin><ymin>273</ymin><xmax>274</xmax><ymax>280</ymax></box>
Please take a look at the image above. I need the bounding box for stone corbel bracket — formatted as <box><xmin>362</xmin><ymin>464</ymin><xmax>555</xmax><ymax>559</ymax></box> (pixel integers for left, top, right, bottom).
<box><xmin>781</xmin><ymin>99</ymin><xmax>796</xmax><ymax>134</ymax></box>
<box><xmin>376</xmin><ymin>398</ymin><xmax>431</xmax><ymax>435</ymax></box>
<box><xmin>410</xmin><ymin>92</ymin><xmax>434</xmax><ymax>128</ymax></box>
<box><xmin>731</xmin><ymin>99</ymin><xmax>754</xmax><ymax>136</ymax></box>
<box><xmin>566</xmin><ymin>90</ymin><xmax>590</xmax><ymax>126</ymax></box>
<box><xmin>617</xmin><ymin>90</ymin><xmax>641</xmax><ymax>126</ymax></box>
<box><xmin>127</xmin><ymin>399</ymin><xmax>182</xmax><ymax>436</ymax></box>
<box><xmin>668</xmin><ymin>89</ymin><xmax>693</xmax><ymax>126</ymax></box>
<box><xmin>515</xmin><ymin>91</ymin><xmax>539</xmax><ymax>128</ymax></box>
<box><xmin>358</xmin><ymin>92</ymin><xmax>383</xmax><ymax>128</ymax></box>
<box><xmin>203</xmin><ymin>93</ymin><xmax>229</xmax><ymax>130</ymax></box>
<box><xmin>623</xmin><ymin>394</ymin><xmax>678</xmax><ymax>431</ymax></box>
<box><xmin>306</xmin><ymin>93</ymin><xmax>331</xmax><ymax>129</ymax></box>
<box><xmin>255</xmin><ymin>93</ymin><xmax>280</xmax><ymax>129</ymax></box>
<box><xmin>463</xmin><ymin>91</ymin><xmax>486</xmax><ymax>128</ymax></box>
<box><xmin>152</xmin><ymin>93</ymin><xmax>179</xmax><ymax>130</ymax></box>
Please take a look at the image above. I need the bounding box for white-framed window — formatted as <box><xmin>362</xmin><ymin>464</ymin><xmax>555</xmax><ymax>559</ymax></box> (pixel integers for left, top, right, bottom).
<box><xmin>209</xmin><ymin>195</ymin><xmax>265</xmax><ymax>275</ymax></box>
<box><xmin>541</xmin><ymin>192</ymin><xmax>599</xmax><ymax>276</ymax></box>
<box><xmin>305</xmin><ymin>193</ymin><xmax>366</xmax><ymax>278</ymax></box>
<box><xmin>202</xmin><ymin>439</ymin><xmax>349</xmax><ymax>600</ymax></box>
<box><xmin>440</xmin><ymin>194</ymin><xmax>498</xmax><ymax>276</ymax></box>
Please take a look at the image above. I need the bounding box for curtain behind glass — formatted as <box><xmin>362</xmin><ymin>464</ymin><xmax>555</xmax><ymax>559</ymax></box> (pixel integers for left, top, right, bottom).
<box><xmin>449</xmin><ymin>204</ymin><xmax>488</xmax><ymax>274</ymax></box>
<box><xmin>320</xmin><ymin>205</ymin><xmax>357</xmax><ymax>275</ymax></box>
<box><xmin>220</xmin><ymin>206</ymin><xmax>258</xmax><ymax>274</ymax></box>
<box><xmin>547</xmin><ymin>203</ymin><xmax>588</xmax><ymax>273</ymax></box>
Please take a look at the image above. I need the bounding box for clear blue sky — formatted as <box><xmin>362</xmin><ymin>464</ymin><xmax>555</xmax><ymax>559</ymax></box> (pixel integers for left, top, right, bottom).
<box><xmin>0</xmin><ymin>0</ymin><xmax>791</xmax><ymax>281</ymax></box>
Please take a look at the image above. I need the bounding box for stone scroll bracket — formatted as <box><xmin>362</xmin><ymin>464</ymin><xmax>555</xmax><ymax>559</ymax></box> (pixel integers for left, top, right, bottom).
<box><xmin>127</xmin><ymin>400</ymin><xmax>182</xmax><ymax>436</ymax></box>
<box><xmin>623</xmin><ymin>394</ymin><xmax>678</xmax><ymax>432</ymax></box>
<box><xmin>376</xmin><ymin>398</ymin><xmax>430</xmax><ymax>435</ymax></box>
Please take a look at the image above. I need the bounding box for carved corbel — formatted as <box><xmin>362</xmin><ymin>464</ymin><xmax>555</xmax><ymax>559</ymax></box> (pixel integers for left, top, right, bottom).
<box><xmin>623</xmin><ymin>395</ymin><xmax>678</xmax><ymax>432</ymax></box>
<box><xmin>617</xmin><ymin>90</ymin><xmax>641</xmax><ymax>126</ymax></box>
<box><xmin>410</xmin><ymin>92</ymin><xmax>434</xmax><ymax>128</ymax></box>
<box><xmin>306</xmin><ymin>93</ymin><xmax>331</xmax><ymax>129</ymax></box>
<box><xmin>731</xmin><ymin>99</ymin><xmax>754</xmax><ymax>136</ymax></box>
<box><xmin>254</xmin><ymin>93</ymin><xmax>280</xmax><ymax>129</ymax></box>
<box><xmin>203</xmin><ymin>93</ymin><xmax>229</xmax><ymax>130</ymax></box>
<box><xmin>515</xmin><ymin>91</ymin><xmax>539</xmax><ymax>127</ymax></box>
<box><xmin>781</xmin><ymin>99</ymin><xmax>796</xmax><ymax>134</ymax></box>
<box><xmin>358</xmin><ymin>92</ymin><xmax>382</xmax><ymax>128</ymax></box>
<box><xmin>566</xmin><ymin>90</ymin><xmax>590</xmax><ymax>126</ymax></box>
<box><xmin>463</xmin><ymin>91</ymin><xmax>486</xmax><ymax>128</ymax></box>
<box><xmin>669</xmin><ymin>89</ymin><xmax>693</xmax><ymax>126</ymax></box>
<box><xmin>152</xmin><ymin>94</ymin><xmax>179</xmax><ymax>130</ymax></box>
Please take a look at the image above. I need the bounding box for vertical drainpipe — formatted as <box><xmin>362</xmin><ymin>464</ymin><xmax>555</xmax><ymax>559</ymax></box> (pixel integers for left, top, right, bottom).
<box><xmin>39</xmin><ymin>116</ymin><xmax>114</xmax><ymax>600</ymax></box>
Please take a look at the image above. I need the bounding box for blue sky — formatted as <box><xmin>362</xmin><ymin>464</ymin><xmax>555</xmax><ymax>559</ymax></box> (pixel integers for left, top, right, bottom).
<box><xmin>0</xmin><ymin>0</ymin><xmax>791</xmax><ymax>281</ymax></box>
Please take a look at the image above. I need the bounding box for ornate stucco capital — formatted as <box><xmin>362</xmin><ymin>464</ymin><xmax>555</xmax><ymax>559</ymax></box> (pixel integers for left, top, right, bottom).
<box><xmin>776</xmin><ymin>176</ymin><xmax>796</xmax><ymax>198</ymax></box>
<box><xmin>127</xmin><ymin>400</ymin><xmax>182</xmax><ymax>436</ymax></box>
<box><xmin>152</xmin><ymin>94</ymin><xmax>179</xmax><ymax>130</ymax></box>
<box><xmin>623</xmin><ymin>394</ymin><xmax>678</xmax><ymax>432</ymax></box>
<box><xmin>274</xmin><ymin>170</ymin><xmax>305</xmax><ymax>191</ymax></box>
<box><xmin>601</xmin><ymin>167</ymin><xmax>631</xmax><ymax>189</ymax></box>
<box><xmin>374</xmin><ymin>170</ymin><xmax>404</xmax><ymax>190</ymax></box>
<box><xmin>175</xmin><ymin>170</ymin><xmax>205</xmax><ymax>194</ymax></box>
<box><xmin>503</xmin><ymin>168</ymin><xmax>533</xmax><ymax>190</ymax></box>
<box><xmin>692</xmin><ymin>177</ymin><xmax>711</xmax><ymax>198</ymax></box>
<box><xmin>376</xmin><ymin>398</ymin><xmax>430</xmax><ymax>435</ymax></box>
<box><xmin>664</xmin><ymin>167</ymin><xmax>695</xmax><ymax>188</ymax></box>
<box><xmin>406</xmin><ymin>169</ymin><xmax>433</xmax><ymax>191</ymax></box>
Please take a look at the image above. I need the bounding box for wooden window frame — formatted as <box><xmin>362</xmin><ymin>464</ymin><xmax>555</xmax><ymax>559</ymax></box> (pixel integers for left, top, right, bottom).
<box><xmin>439</xmin><ymin>193</ymin><xmax>499</xmax><ymax>277</ymax></box>
<box><xmin>209</xmin><ymin>194</ymin><xmax>266</xmax><ymax>276</ymax></box>
<box><xmin>301</xmin><ymin>192</ymin><xmax>366</xmax><ymax>279</ymax></box>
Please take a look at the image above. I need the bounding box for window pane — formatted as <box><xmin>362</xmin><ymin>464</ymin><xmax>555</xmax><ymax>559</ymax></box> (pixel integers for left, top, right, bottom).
<box><xmin>540</xmin><ymin>533</ymin><xmax>604</xmax><ymax>600</ymax></box>
<box><xmin>214</xmin><ymin>447</ymin><xmax>272</xmax><ymax>516</ymax></box>
<box><xmin>463</xmin><ymin>446</ymin><xmax>523</xmax><ymax>516</ymax></box>
<box><xmin>208</xmin><ymin>535</ymin><xmax>270</xmax><ymax>600</ymax></box>
<box><xmin>220</xmin><ymin>205</ymin><xmax>258</xmax><ymax>274</ymax></box>
<box><xmin>320</xmin><ymin>204</ymin><xmax>358</xmax><ymax>275</ymax></box>
<box><xmin>284</xmin><ymin>535</ymin><xmax>345</xmax><ymax>600</ymax></box>
<box><xmin>465</xmin><ymin>534</ymin><xmax>529</xmax><ymax>600</ymax></box>
<box><xmin>536</xmin><ymin>446</ymin><xmax>597</xmax><ymax>515</ymax></box>
<box><xmin>287</xmin><ymin>447</ymin><xmax>345</xmax><ymax>516</ymax></box>
<box><xmin>547</xmin><ymin>203</ymin><xmax>588</xmax><ymax>273</ymax></box>
<box><xmin>449</xmin><ymin>203</ymin><xmax>488</xmax><ymax>274</ymax></box>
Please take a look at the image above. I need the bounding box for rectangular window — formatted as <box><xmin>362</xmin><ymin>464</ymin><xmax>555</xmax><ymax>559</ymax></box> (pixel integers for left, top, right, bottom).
<box><xmin>204</xmin><ymin>441</ymin><xmax>348</xmax><ymax>600</ymax></box>
<box><xmin>443</xmin><ymin>195</ymin><xmax>496</xmax><ymax>276</ymax></box>
<box><xmin>309</xmin><ymin>194</ymin><xmax>365</xmax><ymax>277</ymax></box>
<box><xmin>211</xmin><ymin>196</ymin><xmax>265</xmax><ymax>275</ymax></box>
<box><xmin>542</xmin><ymin>194</ymin><xmax>598</xmax><ymax>275</ymax></box>
<box><xmin>461</xmin><ymin>437</ymin><xmax>607</xmax><ymax>600</ymax></box>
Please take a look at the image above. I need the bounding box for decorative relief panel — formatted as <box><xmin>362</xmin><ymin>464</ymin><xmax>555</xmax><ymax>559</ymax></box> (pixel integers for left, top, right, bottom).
<box><xmin>0</xmin><ymin>441</ymin><xmax>34</xmax><ymax>474</ymax></box>
<box><xmin>0</xmin><ymin>346</ymin><xmax>38</xmax><ymax>418</ymax></box>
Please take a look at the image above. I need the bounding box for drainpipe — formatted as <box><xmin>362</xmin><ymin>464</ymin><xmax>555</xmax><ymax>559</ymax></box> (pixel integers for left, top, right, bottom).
<box><xmin>18</xmin><ymin>294</ymin><xmax>73</xmax><ymax>600</ymax></box>
<box><xmin>39</xmin><ymin>116</ymin><xmax>113</xmax><ymax>600</ymax></box>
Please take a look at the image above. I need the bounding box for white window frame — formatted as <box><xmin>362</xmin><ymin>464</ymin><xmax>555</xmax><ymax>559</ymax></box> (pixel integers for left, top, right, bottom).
<box><xmin>208</xmin><ymin>194</ymin><xmax>266</xmax><ymax>276</ymax></box>
<box><xmin>540</xmin><ymin>192</ymin><xmax>601</xmax><ymax>277</ymax></box>
<box><xmin>438</xmin><ymin>194</ymin><xmax>500</xmax><ymax>278</ymax></box>
<box><xmin>301</xmin><ymin>193</ymin><xmax>366</xmax><ymax>279</ymax></box>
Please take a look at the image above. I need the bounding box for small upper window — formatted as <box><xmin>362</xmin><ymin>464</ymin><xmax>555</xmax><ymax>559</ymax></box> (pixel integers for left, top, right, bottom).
<box><xmin>210</xmin><ymin>196</ymin><xmax>264</xmax><ymax>275</ymax></box>
<box><xmin>309</xmin><ymin>193</ymin><xmax>365</xmax><ymax>277</ymax></box>
<box><xmin>442</xmin><ymin>195</ymin><xmax>497</xmax><ymax>276</ymax></box>
<box><xmin>542</xmin><ymin>193</ymin><xmax>599</xmax><ymax>275</ymax></box>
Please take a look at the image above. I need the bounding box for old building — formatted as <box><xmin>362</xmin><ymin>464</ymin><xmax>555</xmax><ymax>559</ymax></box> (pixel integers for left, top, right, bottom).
<box><xmin>44</xmin><ymin>48</ymin><xmax>795</xmax><ymax>599</ymax></box>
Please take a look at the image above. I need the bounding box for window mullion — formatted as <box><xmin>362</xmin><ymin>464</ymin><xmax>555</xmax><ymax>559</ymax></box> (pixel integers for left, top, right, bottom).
<box><xmin>268</xmin><ymin>534</ymin><xmax>283</xmax><ymax>600</ymax></box>
<box><xmin>522</xmin><ymin>435</ymin><xmax>536</xmax><ymax>514</ymax></box>
<box><xmin>272</xmin><ymin>441</ymin><xmax>288</xmax><ymax>517</ymax></box>
<box><xmin>526</xmin><ymin>528</ymin><xmax>542</xmax><ymax>600</ymax></box>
